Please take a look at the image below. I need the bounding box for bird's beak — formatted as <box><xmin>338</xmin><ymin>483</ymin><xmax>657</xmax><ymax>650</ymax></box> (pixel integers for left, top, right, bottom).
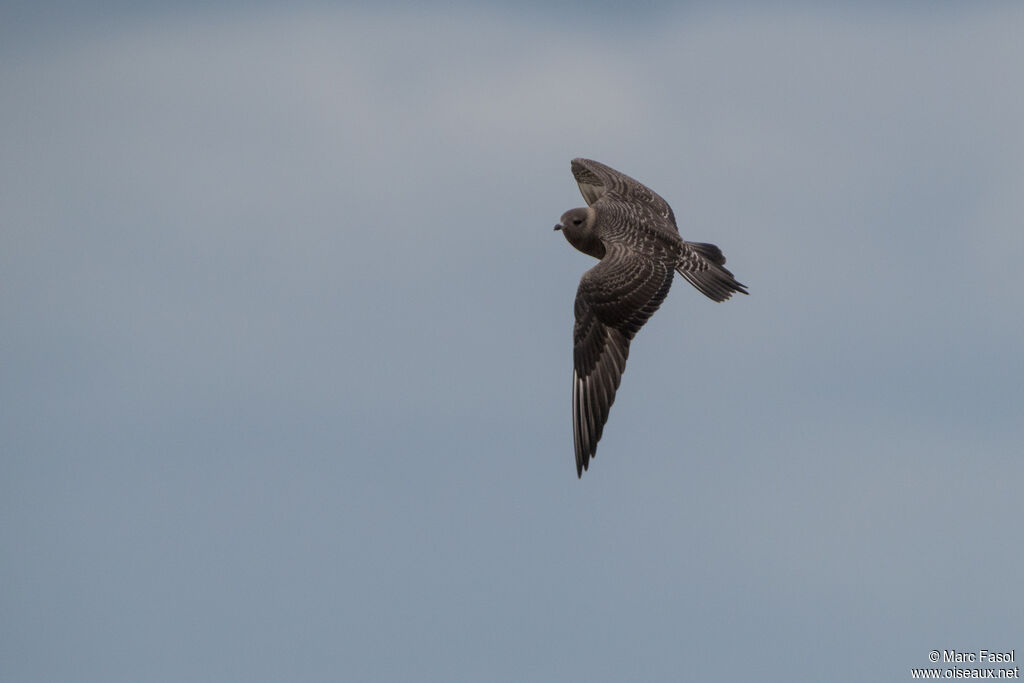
<box><xmin>553</xmin><ymin>224</ymin><xmax>562</xmax><ymax>231</ymax></box>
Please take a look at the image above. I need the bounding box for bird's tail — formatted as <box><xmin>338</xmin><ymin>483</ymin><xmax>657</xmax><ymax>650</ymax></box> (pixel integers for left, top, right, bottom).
<box><xmin>676</xmin><ymin>241</ymin><xmax>749</xmax><ymax>302</ymax></box>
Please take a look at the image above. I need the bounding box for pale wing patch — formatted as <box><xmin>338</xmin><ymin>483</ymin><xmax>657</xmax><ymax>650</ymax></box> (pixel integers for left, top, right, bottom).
<box><xmin>576</xmin><ymin>180</ymin><xmax>604</xmax><ymax>206</ymax></box>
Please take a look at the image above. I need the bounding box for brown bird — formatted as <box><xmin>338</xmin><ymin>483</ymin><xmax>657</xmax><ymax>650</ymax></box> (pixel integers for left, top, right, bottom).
<box><xmin>555</xmin><ymin>158</ymin><xmax>748</xmax><ymax>477</ymax></box>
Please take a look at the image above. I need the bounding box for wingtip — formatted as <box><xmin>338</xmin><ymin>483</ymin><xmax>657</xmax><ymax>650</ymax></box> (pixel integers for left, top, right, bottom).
<box><xmin>570</xmin><ymin>157</ymin><xmax>596</xmax><ymax>172</ymax></box>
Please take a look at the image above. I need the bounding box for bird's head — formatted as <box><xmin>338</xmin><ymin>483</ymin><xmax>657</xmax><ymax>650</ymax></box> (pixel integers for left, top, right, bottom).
<box><xmin>554</xmin><ymin>207</ymin><xmax>589</xmax><ymax>232</ymax></box>
<box><xmin>554</xmin><ymin>207</ymin><xmax>603</xmax><ymax>259</ymax></box>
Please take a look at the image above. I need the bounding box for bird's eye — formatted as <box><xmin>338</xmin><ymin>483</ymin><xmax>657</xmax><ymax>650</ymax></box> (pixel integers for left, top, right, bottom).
<box><xmin>573</xmin><ymin>218</ymin><xmax>583</xmax><ymax>226</ymax></box>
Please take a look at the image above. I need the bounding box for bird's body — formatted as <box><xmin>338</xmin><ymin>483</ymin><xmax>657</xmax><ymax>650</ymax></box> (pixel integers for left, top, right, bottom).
<box><xmin>555</xmin><ymin>158</ymin><xmax>747</xmax><ymax>477</ymax></box>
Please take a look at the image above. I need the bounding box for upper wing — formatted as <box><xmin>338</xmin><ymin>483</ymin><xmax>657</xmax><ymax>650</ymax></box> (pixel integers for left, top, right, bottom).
<box><xmin>572</xmin><ymin>243</ymin><xmax>675</xmax><ymax>477</ymax></box>
<box><xmin>571</xmin><ymin>158</ymin><xmax>679</xmax><ymax>239</ymax></box>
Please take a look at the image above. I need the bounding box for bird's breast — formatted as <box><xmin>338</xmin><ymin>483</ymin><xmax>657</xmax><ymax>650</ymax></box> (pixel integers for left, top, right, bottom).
<box><xmin>563</xmin><ymin>230</ymin><xmax>606</xmax><ymax>260</ymax></box>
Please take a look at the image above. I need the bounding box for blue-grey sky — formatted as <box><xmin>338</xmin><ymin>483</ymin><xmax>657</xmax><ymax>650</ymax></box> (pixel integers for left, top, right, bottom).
<box><xmin>3</xmin><ymin>3</ymin><xmax>1023</xmax><ymax>682</ymax></box>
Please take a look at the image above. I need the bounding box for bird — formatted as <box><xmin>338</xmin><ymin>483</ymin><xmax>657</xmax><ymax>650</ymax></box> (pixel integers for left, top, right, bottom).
<box><xmin>554</xmin><ymin>158</ymin><xmax>747</xmax><ymax>478</ymax></box>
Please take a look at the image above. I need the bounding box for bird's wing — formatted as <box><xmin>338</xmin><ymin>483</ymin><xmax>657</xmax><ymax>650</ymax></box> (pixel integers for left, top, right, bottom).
<box><xmin>571</xmin><ymin>158</ymin><xmax>679</xmax><ymax>237</ymax></box>
<box><xmin>572</xmin><ymin>243</ymin><xmax>675</xmax><ymax>477</ymax></box>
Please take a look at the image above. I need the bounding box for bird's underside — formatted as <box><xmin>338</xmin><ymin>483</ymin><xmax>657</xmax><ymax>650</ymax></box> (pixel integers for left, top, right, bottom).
<box><xmin>555</xmin><ymin>158</ymin><xmax>748</xmax><ymax>478</ymax></box>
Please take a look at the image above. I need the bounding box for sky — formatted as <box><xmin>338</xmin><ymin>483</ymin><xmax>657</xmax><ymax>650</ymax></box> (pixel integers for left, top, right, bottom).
<box><xmin>2</xmin><ymin>2</ymin><xmax>1023</xmax><ymax>682</ymax></box>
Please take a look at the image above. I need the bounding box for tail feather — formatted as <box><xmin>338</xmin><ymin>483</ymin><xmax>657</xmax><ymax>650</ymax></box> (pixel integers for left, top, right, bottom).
<box><xmin>676</xmin><ymin>241</ymin><xmax>748</xmax><ymax>302</ymax></box>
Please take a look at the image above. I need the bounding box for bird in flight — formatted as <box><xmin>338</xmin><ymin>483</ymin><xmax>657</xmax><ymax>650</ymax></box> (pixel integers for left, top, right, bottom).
<box><xmin>555</xmin><ymin>158</ymin><xmax>748</xmax><ymax>478</ymax></box>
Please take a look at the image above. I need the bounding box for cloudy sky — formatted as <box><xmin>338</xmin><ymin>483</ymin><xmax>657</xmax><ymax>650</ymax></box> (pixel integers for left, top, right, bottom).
<box><xmin>3</xmin><ymin>2</ymin><xmax>1023</xmax><ymax>682</ymax></box>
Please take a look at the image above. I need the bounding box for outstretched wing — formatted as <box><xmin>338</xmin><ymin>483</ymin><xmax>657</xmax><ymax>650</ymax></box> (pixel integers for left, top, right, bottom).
<box><xmin>573</xmin><ymin>243</ymin><xmax>675</xmax><ymax>477</ymax></box>
<box><xmin>571</xmin><ymin>157</ymin><xmax>679</xmax><ymax>240</ymax></box>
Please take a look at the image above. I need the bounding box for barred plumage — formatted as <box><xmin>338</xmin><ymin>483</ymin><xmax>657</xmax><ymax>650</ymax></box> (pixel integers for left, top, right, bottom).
<box><xmin>555</xmin><ymin>158</ymin><xmax>748</xmax><ymax>477</ymax></box>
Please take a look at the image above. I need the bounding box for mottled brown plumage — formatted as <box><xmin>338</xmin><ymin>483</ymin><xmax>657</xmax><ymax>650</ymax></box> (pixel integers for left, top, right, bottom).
<box><xmin>555</xmin><ymin>158</ymin><xmax>748</xmax><ymax>477</ymax></box>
